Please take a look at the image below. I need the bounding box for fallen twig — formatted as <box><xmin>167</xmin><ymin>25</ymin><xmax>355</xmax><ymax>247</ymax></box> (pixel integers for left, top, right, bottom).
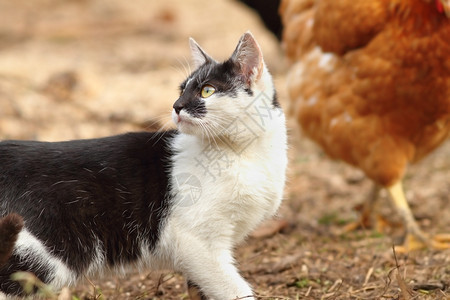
<box><xmin>392</xmin><ymin>245</ymin><xmax>413</xmax><ymax>300</ymax></box>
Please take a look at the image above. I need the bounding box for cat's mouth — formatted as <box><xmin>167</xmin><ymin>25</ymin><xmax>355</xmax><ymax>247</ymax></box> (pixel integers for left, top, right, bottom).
<box><xmin>173</xmin><ymin>112</ymin><xmax>198</xmax><ymax>129</ymax></box>
<box><xmin>177</xmin><ymin>115</ymin><xmax>193</xmax><ymax>125</ymax></box>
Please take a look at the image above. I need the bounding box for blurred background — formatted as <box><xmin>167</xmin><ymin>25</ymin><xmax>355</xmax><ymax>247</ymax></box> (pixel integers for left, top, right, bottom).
<box><xmin>0</xmin><ymin>0</ymin><xmax>283</xmax><ymax>141</ymax></box>
<box><xmin>0</xmin><ymin>0</ymin><xmax>449</xmax><ymax>299</ymax></box>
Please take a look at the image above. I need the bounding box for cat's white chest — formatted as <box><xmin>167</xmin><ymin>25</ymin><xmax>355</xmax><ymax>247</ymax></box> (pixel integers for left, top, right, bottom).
<box><xmin>168</xmin><ymin>126</ymin><xmax>287</xmax><ymax>244</ymax></box>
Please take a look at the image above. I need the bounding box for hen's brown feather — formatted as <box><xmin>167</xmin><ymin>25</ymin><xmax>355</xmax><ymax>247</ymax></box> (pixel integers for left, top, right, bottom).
<box><xmin>282</xmin><ymin>0</ymin><xmax>450</xmax><ymax>186</ymax></box>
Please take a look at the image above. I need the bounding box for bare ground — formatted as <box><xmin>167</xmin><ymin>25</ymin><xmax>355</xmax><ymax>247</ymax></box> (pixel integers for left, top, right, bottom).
<box><xmin>0</xmin><ymin>0</ymin><xmax>449</xmax><ymax>299</ymax></box>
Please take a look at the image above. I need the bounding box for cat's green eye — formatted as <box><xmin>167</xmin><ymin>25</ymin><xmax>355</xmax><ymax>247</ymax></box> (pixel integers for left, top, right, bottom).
<box><xmin>201</xmin><ymin>85</ymin><xmax>215</xmax><ymax>98</ymax></box>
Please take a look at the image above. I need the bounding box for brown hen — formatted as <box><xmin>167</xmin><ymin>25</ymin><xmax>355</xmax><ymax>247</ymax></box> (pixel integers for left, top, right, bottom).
<box><xmin>281</xmin><ymin>0</ymin><xmax>450</xmax><ymax>251</ymax></box>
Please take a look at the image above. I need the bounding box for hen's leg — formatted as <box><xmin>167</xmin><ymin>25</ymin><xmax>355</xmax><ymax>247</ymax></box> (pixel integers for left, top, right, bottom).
<box><xmin>387</xmin><ymin>181</ymin><xmax>450</xmax><ymax>251</ymax></box>
<box><xmin>341</xmin><ymin>184</ymin><xmax>388</xmax><ymax>233</ymax></box>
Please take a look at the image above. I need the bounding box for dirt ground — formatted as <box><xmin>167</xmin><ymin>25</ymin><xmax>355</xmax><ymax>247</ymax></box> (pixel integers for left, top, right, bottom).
<box><xmin>1</xmin><ymin>0</ymin><xmax>449</xmax><ymax>299</ymax></box>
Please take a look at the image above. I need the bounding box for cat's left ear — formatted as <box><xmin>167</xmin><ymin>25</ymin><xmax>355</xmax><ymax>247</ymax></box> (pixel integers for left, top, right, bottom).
<box><xmin>189</xmin><ymin>38</ymin><xmax>216</xmax><ymax>69</ymax></box>
<box><xmin>230</xmin><ymin>31</ymin><xmax>264</xmax><ymax>86</ymax></box>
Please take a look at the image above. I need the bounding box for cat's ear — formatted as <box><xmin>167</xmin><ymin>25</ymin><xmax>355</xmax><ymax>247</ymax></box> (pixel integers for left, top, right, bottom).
<box><xmin>230</xmin><ymin>32</ymin><xmax>264</xmax><ymax>85</ymax></box>
<box><xmin>189</xmin><ymin>38</ymin><xmax>216</xmax><ymax>69</ymax></box>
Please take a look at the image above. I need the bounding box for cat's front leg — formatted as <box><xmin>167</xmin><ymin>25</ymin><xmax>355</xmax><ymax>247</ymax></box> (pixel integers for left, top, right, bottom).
<box><xmin>187</xmin><ymin>280</ymin><xmax>208</xmax><ymax>300</ymax></box>
<box><xmin>180</xmin><ymin>247</ymin><xmax>254</xmax><ymax>300</ymax></box>
<box><xmin>184</xmin><ymin>266</ymin><xmax>254</xmax><ymax>300</ymax></box>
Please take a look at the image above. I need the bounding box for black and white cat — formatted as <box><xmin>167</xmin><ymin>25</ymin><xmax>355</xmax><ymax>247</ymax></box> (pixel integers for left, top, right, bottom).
<box><xmin>0</xmin><ymin>32</ymin><xmax>287</xmax><ymax>299</ymax></box>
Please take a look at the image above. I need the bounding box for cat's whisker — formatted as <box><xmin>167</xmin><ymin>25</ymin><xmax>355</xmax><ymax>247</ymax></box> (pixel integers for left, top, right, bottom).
<box><xmin>203</xmin><ymin>125</ymin><xmax>231</xmax><ymax>153</ymax></box>
<box><xmin>148</xmin><ymin>116</ymin><xmax>176</xmax><ymax>146</ymax></box>
<box><xmin>143</xmin><ymin>113</ymin><xmax>173</xmax><ymax>131</ymax></box>
<box><xmin>204</xmin><ymin>116</ymin><xmax>234</xmax><ymax>138</ymax></box>
<box><xmin>174</xmin><ymin>56</ymin><xmax>193</xmax><ymax>79</ymax></box>
<box><xmin>205</xmin><ymin>124</ymin><xmax>222</xmax><ymax>149</ymax></box>
<box><xmin>202</xmin><ymin>111</ymin><xmax>236</xmax><ymax>125</ymax></box>
<box><xmin>170</xmin><ymin>67</ymin><xmax>185</xmax><ymax>82</ymax></box>
<box><xmin>198</xmin><ymin>121</ymin><xmax>216</xmax><ymax>147</ymax></box>
<box><xmin>182</xmin><ymin>55</ymin><xmax>192</xmax><ymax>75</ymax></box>
<box><xmin>146</xmin><ymin>118</ymin><xmax>173</xmax><ymax>135</ymax></box>
<box><xmin>197</xmin><ymin>120</ymin><xmax>209</xmax><ymax>144</ymax></box>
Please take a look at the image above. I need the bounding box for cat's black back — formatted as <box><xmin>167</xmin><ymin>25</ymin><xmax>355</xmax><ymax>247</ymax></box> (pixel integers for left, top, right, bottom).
<box><xmin>0</xmin><ymin>130</ymin><xmax>176</xmax><ymax>294</ymax></box>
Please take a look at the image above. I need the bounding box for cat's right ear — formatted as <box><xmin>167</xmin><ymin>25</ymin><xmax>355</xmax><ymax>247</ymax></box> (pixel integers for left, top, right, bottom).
<box><xmin>189</xmin><ymin>38</ymin><xmax>216</xmax><ymax>69</ymax></box>
<box><xmin>230</xmin><ymin>32</ymin><xmax>264</xmax><ymax>86</ymax></box>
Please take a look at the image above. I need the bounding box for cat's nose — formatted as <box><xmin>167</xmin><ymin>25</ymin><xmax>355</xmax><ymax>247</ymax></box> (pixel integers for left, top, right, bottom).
<box><xmin>173</xmin><ymin>101</ymin><xmax>183</xmax><ymax>115</ymax></box>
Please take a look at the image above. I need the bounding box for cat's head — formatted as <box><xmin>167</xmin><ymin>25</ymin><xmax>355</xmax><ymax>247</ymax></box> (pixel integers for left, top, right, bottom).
<box><xmin>172</xmin><ymin>32</ymin><xmax>281</xmax><ymax>141</ymax></box>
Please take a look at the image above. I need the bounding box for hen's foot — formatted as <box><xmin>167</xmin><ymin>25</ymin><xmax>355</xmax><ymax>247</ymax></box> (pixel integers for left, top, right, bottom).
<box><xmin>340</xmin><ymin>184</ymin><xmax>389</xmax><ymax>233</ymax></box>
<box><xmin>387</xmin><ymin>181</ymin><xmax>450</xmax><ymax>252</ymax></box>
<box><xmin>340</xmin><ymin>214</ymin><xmax>390</xmax><ymax>233</ymax></box>
<box><xmin>395</xmin><ymin>233</ymin><xmax>450</xmax><ymax>253</ymax></box>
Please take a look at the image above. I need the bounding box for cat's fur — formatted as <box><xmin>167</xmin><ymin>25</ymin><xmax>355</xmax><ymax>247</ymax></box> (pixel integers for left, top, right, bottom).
<box><xmin>0</xmin><ymin>32</ymin><xmax>287</xmax><ymax>300</ymax></box>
